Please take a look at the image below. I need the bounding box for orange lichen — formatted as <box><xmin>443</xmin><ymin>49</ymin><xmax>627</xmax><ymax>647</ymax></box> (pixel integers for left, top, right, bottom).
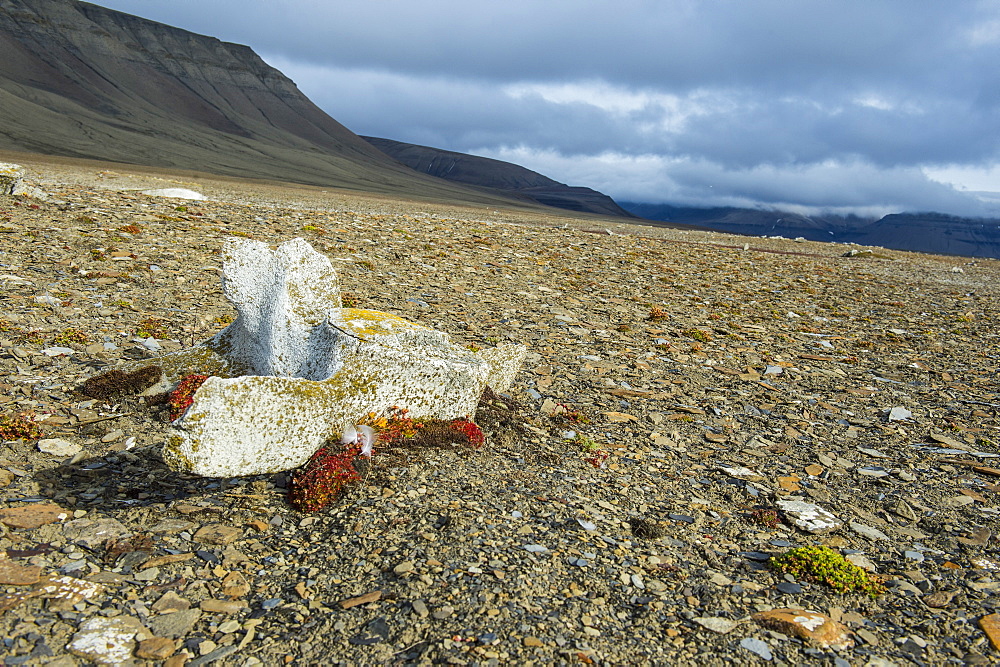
<box><xmin>0</xmin><ymin>412</ymin><xmax>43</xmax><ymax>441</ymax></box>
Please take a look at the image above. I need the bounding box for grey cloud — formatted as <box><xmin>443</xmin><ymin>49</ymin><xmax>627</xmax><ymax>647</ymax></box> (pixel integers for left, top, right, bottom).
<box><xmin>482</xmin><ymin>148</ymin><xmax>995</xmax><ymax>217</ymax></box>
<box><xmin>271</xmin><ymin>60</ymin><xmax>636</xmax><ymax>154</ymax></box>
<box><xmin>97</xmin><ymin>1</ymin><xmax>992</xmax><ymax>94</ymax></box>
<box><xmin>672</xmin><ymin>96</ymin><xmax>1000</xmax><ymax>168</ymax></box>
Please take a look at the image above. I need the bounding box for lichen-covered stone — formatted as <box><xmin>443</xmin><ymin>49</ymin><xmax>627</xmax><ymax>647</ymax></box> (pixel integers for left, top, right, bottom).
<box><xmin>212</xmin><ymin>237</ymin><xmax>343</xmax><ymax>379</ymax></box>
<box><xmin>752</xmin><ymin>608</ymin><xmax>853</xmax><ymax>650</ymax></box>
<box><xmin>0</xmin><ymin>162</ymin><xmax>25</xmax><ymax>195</ymax></box>
<box><xmin>141</xmin><ymin>187</ymin><xmax>206</xmax><ymax>200</ymax></box>
<box><xmin>777</xmin><ymin>498</ymin><xmax>842</xmax><ymax>534</ymax></box>
<box><xmin>478</xmin><ymin>343</ymin><xmax>528</xmax><ymax>392</ymax></box>
<box><xmin>66</xmin><ymin>615</ymin><xmax>150</xmax><ymax>664</ymax></box>
<box><xmin>158</xmin><ymin>237</ymin><xmax>526</xmax><ymax>477</ymax></box>
<box><xmin>166</xmin><ymin>323</ymin><xmax>495</xmax><ymax>476</ymax></box>
<box><xmin>0</xmin><ymin>162</ymin><xmax>47</xmax><ymax>199</ymax></box>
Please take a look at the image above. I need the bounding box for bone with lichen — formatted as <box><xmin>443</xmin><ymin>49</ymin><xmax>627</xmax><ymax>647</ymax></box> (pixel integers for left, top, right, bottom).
<box><xmin>151</xmin><ymin>237</ymin><xmax>525</xmax><ymax>477</ymax></box>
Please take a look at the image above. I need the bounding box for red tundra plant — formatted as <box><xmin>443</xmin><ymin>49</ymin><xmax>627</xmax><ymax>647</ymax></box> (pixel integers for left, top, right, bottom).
<box><xmin>168</xmin><ymin>374</ymin><xmax>208</xmax><ymax>420</ymax></box>
<box><xmin>288</xmin><ymin>444</ymin><xmax>362</xmax><ymax>512</ymax></box>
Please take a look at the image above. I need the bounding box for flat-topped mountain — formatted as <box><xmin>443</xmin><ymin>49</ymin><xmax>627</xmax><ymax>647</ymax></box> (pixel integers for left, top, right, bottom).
<box><xmin>850</xmin><ymin>213</ymin><xmax>1000</xmax><ymax>258</ymax></box>
<box><xmin>362</xmin><ymin>137</ymin><xmax>635</xmax><ymax>218</ymax></box>
<box><xmin>0</xmin><ymin>0</ymin><xmax>559</xmax><ymax>208</ymax></box>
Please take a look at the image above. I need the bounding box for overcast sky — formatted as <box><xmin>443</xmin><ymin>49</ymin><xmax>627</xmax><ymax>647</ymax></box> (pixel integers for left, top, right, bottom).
<box><xmin>93</xmin><ymin>1</ymin><xmax>1000</xmax><ymax>217</ymax></box>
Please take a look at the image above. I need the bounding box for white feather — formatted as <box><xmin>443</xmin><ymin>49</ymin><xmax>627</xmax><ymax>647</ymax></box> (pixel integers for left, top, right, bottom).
<box><xmin>340</xmin><ymin>423</ymin><xmax>358</xmax><ymax>445</ymax></box>
<box><xmin>357</xmin><ymin>425</ymin><xmax>377</xmax><ymax>456</ymax></box>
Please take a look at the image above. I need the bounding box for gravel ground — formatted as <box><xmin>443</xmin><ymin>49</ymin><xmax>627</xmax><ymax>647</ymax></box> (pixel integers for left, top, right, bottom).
<box><xmin>0</xmin><ymin>157</ymin><xmax>999</xmax><ymax>666</ymax></box>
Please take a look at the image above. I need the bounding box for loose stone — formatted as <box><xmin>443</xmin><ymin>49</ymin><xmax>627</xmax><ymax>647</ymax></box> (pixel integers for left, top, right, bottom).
<box><xmin>66</xmin><ymin>616</ymin><xmax>150</xmax><ymax>665</ymax></box>
<box><xmin>0</xmin><ymin>503</ymin><xmax>69</xmax><ymax>529</ymax></box>
<box><xmin>753</xmin><ymin>608</ymin><xmax>853</xmax><ymax>650</ymax></box>
<box><xmin>777</xmin><ymin>499</ymin><xmax>842</xmax><ymax>534</ymax></box>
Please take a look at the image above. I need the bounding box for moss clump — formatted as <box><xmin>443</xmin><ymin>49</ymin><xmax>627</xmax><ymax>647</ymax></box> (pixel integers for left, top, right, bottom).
<box><xmin>630</xmin><ymin>517</ymin><xmax>669</xmax><ymax>539</ymax></box>
<box><xmin>136</xmin><ymin>317</ymin><xmax>171</xmax><ymax>339</ymax></box>
<box><xmin>769</xmin><ymin>545</ymin><xmax>885</xmax><ymax>596</ymax></box>
<box><xmin>287</xmin><ymin>410</ymin><xmax>490</xmax><ymax>512</ymax></box>
<box><xmin>51</xmin><ymin>328</ymin><xmax>89</xmax><ymax>346</ymax></box>
<box><xmin>0</xmin><ymin>412</ymin><xmax>43</xmax><ymax>441</ymax></box>
<box><xmin>16</xmin><ymin>330</ymin><xmax>46</xmax><ymax>346</ymax></box>
<box><xmin>549</xmin><ymin>403</ymin><xmax>590</xmax><ymax>427</ymax></box>
<box><xmin>82</xmin><ymin>366</ymin><xmax>162</xmax><ymax>400</ymax></box>
<box><xmin>682</xmin><ymin>328</ymin><xmax>712</xmax><ymax>343</ymax></box>
<box><xmin>407</xmin><ymin>418</ymin><xmax>485</xmax><ymax>449</ymax></box>
<box><xmin>750</xmin><ymin>508</ymin><xmax>780</xmax><ymax>529</ymax></box>
<box><xmin>362</xmin><ymin>408</ymin><xmax>486</xmax><ymax>451</ymax></box>
<box><xmin>446</xmin><ymin>418</ymin><xmax>485</xmax><ymax>448</ymax></box>
<box><xmin>647</xmin><ymin>305</ymin><xmax>668</xmax><ymax>321</ymax></box>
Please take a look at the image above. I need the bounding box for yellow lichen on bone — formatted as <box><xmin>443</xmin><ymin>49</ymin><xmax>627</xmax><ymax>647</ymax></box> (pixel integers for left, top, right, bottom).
<box><xmin>165</xmin><ymin>342</ymin><xmax>489</xmax><ymax>476</ymax></box>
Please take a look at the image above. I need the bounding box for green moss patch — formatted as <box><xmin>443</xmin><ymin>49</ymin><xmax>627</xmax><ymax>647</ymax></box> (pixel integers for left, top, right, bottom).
<box><xmin>769</xmin><ymin>545</ymin><xmax>885</xmax><ymax>596</ymax></box>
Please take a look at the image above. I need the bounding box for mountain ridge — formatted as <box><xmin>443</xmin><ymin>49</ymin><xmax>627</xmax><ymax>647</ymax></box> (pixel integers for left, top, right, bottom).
<box><xmin>362</xmin><ymin>136</ymin><xmax>636</xmax><ymax>218</ymax></box>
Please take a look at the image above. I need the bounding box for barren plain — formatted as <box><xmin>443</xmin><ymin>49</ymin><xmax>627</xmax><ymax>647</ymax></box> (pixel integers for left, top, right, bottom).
<box><xmin>1</xmin><ymin>155</ymin><xmax>999</xmax><ymax>666</ymax></box>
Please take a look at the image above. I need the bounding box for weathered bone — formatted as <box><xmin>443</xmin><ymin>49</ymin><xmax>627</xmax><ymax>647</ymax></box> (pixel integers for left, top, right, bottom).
<box><xmin>157</xmin><ymin>237</ymin><xmax>526</xmax><ymax>477</ymax></box>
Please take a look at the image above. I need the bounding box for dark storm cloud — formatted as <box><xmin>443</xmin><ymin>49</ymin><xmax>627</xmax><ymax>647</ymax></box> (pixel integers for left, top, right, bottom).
<box><xmin>92</xmin><ymin>1</ymin><xmax>1000</xmax><ymax>216</ymax></box>
<box><xmin>94</xmin><ymin>2</ymin><xmax>987</xmax><ymax>92</ymax></box>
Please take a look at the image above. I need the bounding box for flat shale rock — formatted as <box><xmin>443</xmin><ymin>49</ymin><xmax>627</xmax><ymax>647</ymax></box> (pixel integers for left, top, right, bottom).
<box><xmin>0</xmin><ymin>503</ymin><xmax>69</xmax><ymax>529</ymax></box>
<box><xmin>777</xmin><ymin>499</ymin><xmax>842</xmax><ymax>534</ymax></box>
<box><xmin>36</xmin><ymin>437</ymin><xmax>82</xmax><ymax>456</ymax></box>
<box><xmin>66</xmin><ymin>615</ymin><xmax>150</xmax><ymax>664</ymax></box>
<box><xmin>753</xmin><ymin>608</ymin><xmax>853</xmax><ymax>649</ymax></box>
<box><xmin>0</xmin><ymin>556</ymin><xmax>43</xmax><ymax>585</ymax></box>
<box><xmin>62</xmin><ymin>517</ymin><xmax>130</xmax><ymax>549</ymax></box>
<box><xmin>980</xmin><ymin>614</ymin><xmax>1000</xmax><ymax>652</ymax></box>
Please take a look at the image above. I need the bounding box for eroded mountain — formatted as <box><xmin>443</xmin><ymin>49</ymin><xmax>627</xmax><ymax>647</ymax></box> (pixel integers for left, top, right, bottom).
<box><xmin>0</xmin><ymin>0</ymin><xmax>547</xmax><ymax>208</ymax></box>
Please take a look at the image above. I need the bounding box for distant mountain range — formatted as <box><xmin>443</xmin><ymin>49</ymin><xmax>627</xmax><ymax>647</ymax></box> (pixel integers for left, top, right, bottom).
<box><xmin>1</xmin><ymin>0</ymin><xmax>998</xmax><ymax>257</ymax></box>
<box><xmin>621</xmin><ymin>203</ymin><xmax>1000</xmax><ymax>259</ymax></box>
